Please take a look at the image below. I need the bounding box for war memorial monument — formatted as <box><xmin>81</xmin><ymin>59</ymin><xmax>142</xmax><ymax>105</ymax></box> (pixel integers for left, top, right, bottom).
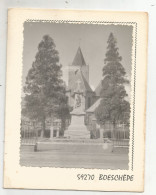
<box><xmin>37</xmin><ymin>47</ymin><xmax>113</xmax><ymax>156</ymax></box>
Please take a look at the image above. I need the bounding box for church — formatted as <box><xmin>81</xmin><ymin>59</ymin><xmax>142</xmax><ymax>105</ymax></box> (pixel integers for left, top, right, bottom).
<box><xmin>66</xmin><ymin>47</ymin><xmax>98</xmax><ymax>112</ymax></box>
<box><xmin>65</xmin><ymin>47</ymin><xmax>129</xmax><ymax>139</ymax></box>
<box><xmin>64</xmin><ymin>46</ymin><xmax>107</xmax><ymax>139</ymax></box>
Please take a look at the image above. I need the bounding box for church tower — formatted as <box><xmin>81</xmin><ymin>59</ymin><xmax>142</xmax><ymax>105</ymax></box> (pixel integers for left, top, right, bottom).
<box><xmin>68</xmin><ymin>47</ymin><xmax>89</xmax><ymax>87</ymax></box>
<box><xmin>67</xmin><ymin>47</ymin><xmax>95</xmax><ymax>111</ymax></box>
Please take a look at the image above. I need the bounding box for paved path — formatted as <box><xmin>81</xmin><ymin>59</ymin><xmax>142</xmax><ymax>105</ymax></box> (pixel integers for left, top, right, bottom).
<box><xmin>20</xmin><ymin>146</ymin><xmax>129</xmax><ymax>169</ymax></box>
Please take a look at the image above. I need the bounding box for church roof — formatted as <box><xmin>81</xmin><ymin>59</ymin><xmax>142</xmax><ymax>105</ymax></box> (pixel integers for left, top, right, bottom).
<box><xmin>86</xmin><ymin>98</ymin><xmax>102</xmax><ymax>113</ymax></box>
<box><xmin>80</xmin><ymin>71</ymin><xmax>93</xmax><ymax>92</ymax></box>
<box><xmin>69</xmin><ymin>69</ymin><xmax>93</xmax><ymax>95</ymax></box>
<box><xmin>72</xmin><ymin>47</ymin><xmax>86</xmax><ymax>66</ymax></box>
<box><xmin>95</xmin><ymin>80</ymin><xmax>102</xmax><ymax>96</ymax></box>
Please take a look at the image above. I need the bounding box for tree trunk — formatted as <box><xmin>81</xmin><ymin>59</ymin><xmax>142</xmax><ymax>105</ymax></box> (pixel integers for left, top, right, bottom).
<box><xmin>112</xmin><ymin>122</ymin><xmax>116</xmax><ymax>140</ymax></box>
<box><xmin>40</xmin><ymin>117</ymin><xmax>46</xmax><ymax>138</ymax></box>
<box><xmin>50</xmin><ymin>115</ymin><xmax>54</xmax><ymax>138</ymax></box>
<box><xmin>60</xmin><ymin>118</ymin><xmax>65</xmax><ymax>137</ymax></box>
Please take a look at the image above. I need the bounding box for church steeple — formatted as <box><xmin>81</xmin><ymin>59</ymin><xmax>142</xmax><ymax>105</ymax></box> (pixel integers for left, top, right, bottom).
<box><xmin>72</xmin><ymin>47</ymin><xmax>86</xmax><ymax>66</ymax></box>
<box><xmin>67</xmin><ymin>46</ymin><xmax>95</xmax><ymax>112</ymax></box>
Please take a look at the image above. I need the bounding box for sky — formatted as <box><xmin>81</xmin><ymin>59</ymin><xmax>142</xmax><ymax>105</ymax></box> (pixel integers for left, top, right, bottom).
<box><xmin>23</xmin><ymin>22</ymin><xmax>132</xmax><ymax>93</ymax></box>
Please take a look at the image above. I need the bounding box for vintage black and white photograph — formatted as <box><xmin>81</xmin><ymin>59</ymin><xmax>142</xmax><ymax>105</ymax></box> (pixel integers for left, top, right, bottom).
<box><xmin>4</xmin><ymin>9</ymin><xmax>147</xmax><ymax>191</ymax></box>
<box><xmin>20</xmin><ymin>21</ymin><xmax>132</xmax><ymax>169</ymax></box>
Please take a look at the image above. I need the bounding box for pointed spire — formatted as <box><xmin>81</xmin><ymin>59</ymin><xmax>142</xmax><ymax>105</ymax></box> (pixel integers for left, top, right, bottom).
<box><xmin>72</xmin><ymin>47</ymin><xmax>86</xmax><ymax>66</ymax></box>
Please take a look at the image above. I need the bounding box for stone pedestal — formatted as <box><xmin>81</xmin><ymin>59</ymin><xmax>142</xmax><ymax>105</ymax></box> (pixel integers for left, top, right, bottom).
<box><xmin>65</xmin><ymin>80</ymin><xmax>90</xmax><ymax>139</ymax></box>
<box><xmin>64</xmin><ymin>112</ymin><xmax>90</xmax><ymax>139</ymax></box>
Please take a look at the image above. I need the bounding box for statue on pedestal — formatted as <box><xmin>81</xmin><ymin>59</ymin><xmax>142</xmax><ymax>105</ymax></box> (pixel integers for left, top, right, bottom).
<box><xmin>64</xmin><ymin>80</ymin><xmax>90</xmax><ymax>139</ymax></box>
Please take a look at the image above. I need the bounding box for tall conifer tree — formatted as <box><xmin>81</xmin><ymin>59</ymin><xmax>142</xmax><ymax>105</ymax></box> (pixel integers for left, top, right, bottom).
<box><xmin>95</xmin><ymin>33</ymin><xmax>130</xmax><ymax>138</ymax></box>
<box><xmin>22</xmin><ymin>35</ymin><xmax>69</xmax><ymax>137</ymax></box>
